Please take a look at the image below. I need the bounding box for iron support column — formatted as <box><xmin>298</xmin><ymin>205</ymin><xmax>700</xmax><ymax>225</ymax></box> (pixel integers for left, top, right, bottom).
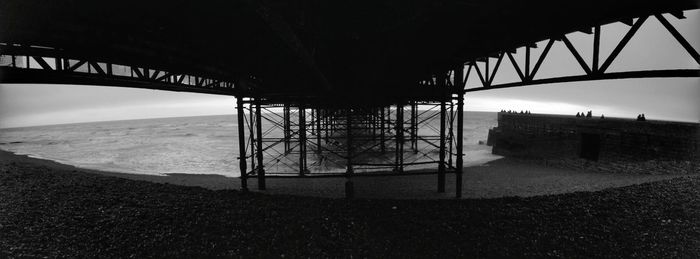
<box><xmin>249</xmin><ymin>103</ymin><xmax>256</xmax><ymax>177</ymax></box>
<box><xmin>316</xmin><ymin>108</ymin><xmax>322</xmax><ymax>154</ymax></box>
<box><xmin>448</xmin><ymin>101</ymin><xmax>454</xmax><ymax>168</ymax></box>
<box><xmin>395</xmin><ymin>104</ymin><xmax>404</xmax><ymax>172</ymax></box>
<box><xmin>324</xmin><ymin>109</ymin><xmax>329</xmax><ymax>141</ymax></box>
<box><xmin>456</xmin><ymin>95</ymin><xmax>464</xmax><ymax>198</ymax></box>
<box><xmin>255</xmin><ymin>99</ymin><xmax>265</xmax><ymax>190</ymax></box>
<box><xmin>310</xmin><ymin>109</ymin><xmax>315</xmax><ymax>135</ymax></box>
<box><xmin>283</xmin><ymin>104</ymin><xmax>290</xmax><ymax>153</ymax></box>
<box><xmin>299</xmin><ymin>105</ymin><xmax>307</xmax><ymax>176</ymax></box>
<box><xmin>380</xmin><ymin>107</ymin><xmax>386</xmax><ymax>152</ymax></box>
<box><xmin>236</xmin><ymin>97</ymin><xmax>248</xmax><ymax>191</ymax></box>
<box><xmin>371</xmin><ymin>110</ymin><xmax>374</xmax><ymax>136</ymax></box>
<box><xmin>346</xmin><ymin>109</ymin><xmax>354</xmax><ymax>198</ymax></box>
<box><xmin>455</xmin><ymin>65</ymin><xmax>465</xmax><ymax>198</ymax></box>
<box><xmin>438</xmin><ymin>98</ymin><xmax>447</xmax><ymax>193</ymax></box>
<box><xmin>411</xmin><ymin>102</ymin><xmax>418</xmax><ymax>153</ymax></box>
<box><xmin>387</xmin><ymin>106</ymin><xmax>391</xmax><ymax>134</ymax></box>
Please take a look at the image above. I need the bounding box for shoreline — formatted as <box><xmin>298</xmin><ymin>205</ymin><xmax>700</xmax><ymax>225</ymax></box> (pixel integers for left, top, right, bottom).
<box><xmin>0</xmin><ymin>149</ymin><xmax>689</xmax><ymax>199</ymax></box>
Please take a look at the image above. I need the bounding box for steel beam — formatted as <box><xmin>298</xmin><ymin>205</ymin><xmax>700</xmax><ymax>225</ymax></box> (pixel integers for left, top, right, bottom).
<box><xmin>316</xmin><ymin>108</ymin><xmax>322</xmax><ymax>154</ymax></box>
<box><xmin>395</xmin><ymin>104</ymin><xmax>404</xmax><ymax>172</ymax></box>
<box><xmin>283</xmin><ymin>104</ymin><xmax>290</xmax><ymax>153</ymax></box>
<box><xmin>529</xmin><ymin>39</ymin><xmax>555</xmax><ymax>80</ymax></box>
<box><xmin>454</xmin><ymin>65</ymin><xmax>465</xmax><ymax>199</ymax></box>
<box><xmin>255</xmin><ymin>98</ymin><xmax>266</xmax><ymax>190</ymax></box>
<box><xmin>299</xmin><ymin>105</ymin><xmax>307</xmax><ymax>176</ymax></box>
<box><xmin>562</xmin><ymin>36</ymin><xmax>592</xmax><ymax>75</ymax></box>
<box><xmin>655</xmin><ymin>14</ymin><xmax>700</xmax><ymax>65</ymax></box>
<box><xmin>465</xmin><ymin>69</ymin><xmax>700</xmax><ymax>92</ymax></box>
<box><xmin>592</xmin><ymin>25</ymin><xmax>601</xmax><ymax>73</ymax></box>
<box><xmin>345</xmin><ymin>109</ymin><xmax>354</xmax><ymax>198</ymax></box>
<box><xmin>448</xmin><ymin>101</ymin><xmax>454</xmax><ymax>169</ymax></box>
<box><xmin>236</xmin><ymin>98</ymin><xmax>248</xmax><ymax>191</ymax></box>
<box><xmin>599</xmin><ymin>16</ymin><xmax>648</xmax><ymax>73</ymax></box>
<box><xmin>248</xmin><ymin>103</ymin><xmax>256</xmax><ymax>178</ymax></box>
<box><xmin>438</xmin><ymin>98</ymin><xmax>447</xmax><ymax>193</ymax></box>
<box><xmin>456</xmin><ymin>92</ymin><xmax>464</xmax><ymax>198</ymax></box>
<box><xmin>380</xmin><ymin>107</ymin><xmax>386</xmax><ymax>152</ymax></box>
<box><xmin>0</xmin><ymin>67</ymin><xmax>235</xmax><ymax>96</ymax></box>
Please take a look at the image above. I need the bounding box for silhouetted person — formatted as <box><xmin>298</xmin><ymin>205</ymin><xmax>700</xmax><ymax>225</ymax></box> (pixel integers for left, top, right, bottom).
<box><xmin>637</xmin><ymin>114</ymin><xmax>646</xmax><ymax>121</ymax></box>
<box><xmin>586</xmin><ymin>111</ymin><xmax>592</xmax><ymax>118</ymax></box>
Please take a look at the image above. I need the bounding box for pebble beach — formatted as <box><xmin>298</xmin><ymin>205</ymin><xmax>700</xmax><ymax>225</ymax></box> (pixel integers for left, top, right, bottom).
<box><xmin>1</xmin><ymin>150</ymin><xmax>699</xmax><ymax>257</ymax></box>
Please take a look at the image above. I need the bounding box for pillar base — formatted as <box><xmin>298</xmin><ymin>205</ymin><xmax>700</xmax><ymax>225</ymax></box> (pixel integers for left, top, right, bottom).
<box><xmin>257</xmin><ymin>169</ymin><xmax>266</xmax><ymax>190</ymax></box>
<box><xmin>437</xmin><ymin>169</ymin><xmax>446</xmax><ymax>193</ymax></box>
<box><xmin>345</xmin><ymin>180</ymin><xmax>355</xmax><ymax>199</ymax></box>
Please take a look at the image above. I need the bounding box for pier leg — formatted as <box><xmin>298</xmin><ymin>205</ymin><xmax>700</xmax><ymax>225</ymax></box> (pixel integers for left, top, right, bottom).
<box><xmin>380</xmin><ymin>107</ymin><xmax>386</xmax><ymax>152</ymax></box>
<box><xmin>395</xmin><ymin>104</ymin><xmax>404</xmax><ymax>172</ymax></box>
<box><xmin>412</xmin><ymin>101</ymin><xmax>418</xmax><ymax>153</ymax></box>
<box><xmin>249</xmin><ymin>103</ymin><xmax>256</xmax><ymax>179</ymax></box>
<box><xmin>456</xmin><ymin>80</ymin><xmax>465</xmax><ymax>198</ymax></box>
<box><xmin>316</xmin><ymin>108</ymin><xmax>322</xmax><ymax>154</ymax></box>
<box><xmin>310</xmin><ymin>109</ymin><xmax>315</xmax><ymax>135</ymax></box>
<box><xmin>324</xmin><ymin>109</ymin><xmax>329</xmax><ymax>141</ymax></box>
<box><xmin>255</xmin><ymin>99</ymin><xmax>265</xmax><ymax>190</ymax></box>
<box><xmin>438</xmin><ymin>98</ymin><xmax>446</xmax><ymax>193</ymax></box>
<box><xmin>449</xmin><ymin>101</ymin><xmax>454</xmax><ymax>168</ymax></box>
<box><xmin>387</xmin><ymin>106</ymin><xmax>391</xmax><ymax>134</ymax></box>
<box><xmin>236</xmin><ymin>97</ymin><xmax>248</xmax><ymax>191</ymax></box>
<box><xmin>371</xmin><ymin>109</ymin><xmax>374</xmax><ymax>135</ymax></box>
<box><xmin>346</xmin><ymin>109</ymin><xmax>354</xmax><ymax>198</ymax></box>
<box><xmin>283</xmin><ymin>104</ymin><xmax>290</xmax><ymax>153</ymax></box>
<box><xmin>299</xmin><ymin>105</ymin><xmax>307</xmax><ymax>176</ymax></box>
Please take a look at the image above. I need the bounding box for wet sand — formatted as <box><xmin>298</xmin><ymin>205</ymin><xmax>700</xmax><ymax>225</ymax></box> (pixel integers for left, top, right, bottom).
<box><xmin>0</xmin><ymin>150</ymin><xmax>683</xmax><ymax>199</ymax></box>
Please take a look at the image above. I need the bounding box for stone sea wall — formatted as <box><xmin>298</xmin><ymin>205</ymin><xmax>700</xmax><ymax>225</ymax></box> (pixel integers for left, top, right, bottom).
<box><xmin>487</xmin><ymin>113</ymin><xmax>700</xmax><ymax>174</ymax></box>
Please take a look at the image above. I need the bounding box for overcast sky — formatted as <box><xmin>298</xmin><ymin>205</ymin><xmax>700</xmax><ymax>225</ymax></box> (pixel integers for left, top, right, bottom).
<box><xmin>0</xmin><ymin>11</ymin><xmax>698</xmax><ymax>128</ymax></box>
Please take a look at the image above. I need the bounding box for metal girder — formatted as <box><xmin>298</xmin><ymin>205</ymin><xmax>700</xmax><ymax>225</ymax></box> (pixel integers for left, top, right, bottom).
<box><xmin>0</xmin><ymin>67</ymin><xmax>236</xmax><ymax>96</ymax></box>
<box><xmin>655</xmin><ymin>14</ymin><xmax>700</xmax><ymax>65</ymax></box>
<box><xmin>464</xmin><ymin>70</ymin><xmax>700</xmax><ymax>93</ymax></box>
<box><xmin>0</xmin><ymin>50</ymin><xmax>237</xmax><ymax>95</ymax></box>
<box><xmin>459</xmin><ymin>12</ymin><xmax>699</xmax><ymax>93</ymax></box>
<box><xmin>599</xmin><ymin>16</ymin><xmax>648</xmax><ymax>73</ymax></box>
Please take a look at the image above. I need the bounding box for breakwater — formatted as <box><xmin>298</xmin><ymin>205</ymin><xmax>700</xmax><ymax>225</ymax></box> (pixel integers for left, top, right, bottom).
<box><xmin>487</xmin><ymin>113</ymin><xmax>700</xmax><ymax>174</ymax></box>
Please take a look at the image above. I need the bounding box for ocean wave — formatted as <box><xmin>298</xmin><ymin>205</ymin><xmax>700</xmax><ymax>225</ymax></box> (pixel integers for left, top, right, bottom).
<box><xmin>0</xmin><ymin>113</ymin><xmax>498</xmax><ymax>177</ymax></box>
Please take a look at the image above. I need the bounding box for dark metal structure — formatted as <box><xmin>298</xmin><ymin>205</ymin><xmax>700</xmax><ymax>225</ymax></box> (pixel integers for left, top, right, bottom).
<box><xmin>0</xmin><ymin>1</ymin><xmax>698</xmax><ymax>197</ymax></box>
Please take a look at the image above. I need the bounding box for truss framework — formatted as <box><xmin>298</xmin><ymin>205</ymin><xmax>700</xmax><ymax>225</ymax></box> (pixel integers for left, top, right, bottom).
<box><xmin>451</xmin><ymin>13</ymin><xmax>699</xmax><ymax>92</ymax></box>
<box><xmin>0</xmin><ymin>44</ymin><xmax>236</xmax><ymax>95</ymax></box>
<box><xmin>234</xmin><ymin>98</ymin><xmax>462</xmax><ymax>195</ymax></box>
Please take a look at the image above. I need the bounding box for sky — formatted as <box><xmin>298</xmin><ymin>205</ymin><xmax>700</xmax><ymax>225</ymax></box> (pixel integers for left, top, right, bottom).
<box><xmin>0</xmin><ymin>11</ymin><xmax>698</xmax><ymax>128</ymax></box>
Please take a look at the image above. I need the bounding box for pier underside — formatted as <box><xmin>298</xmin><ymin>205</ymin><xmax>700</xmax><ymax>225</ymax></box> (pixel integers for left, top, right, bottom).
<box><xmin>1</xmin><ymin>1</ymin><xmax>698</xmax><ymax>197</ymax></box>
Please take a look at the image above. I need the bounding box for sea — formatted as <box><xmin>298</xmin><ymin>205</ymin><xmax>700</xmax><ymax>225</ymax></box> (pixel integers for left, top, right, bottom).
<box><xmin>0</xmin><ymin>112</ymin><xmax>501</xmax><ymax>177</ymax></box>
